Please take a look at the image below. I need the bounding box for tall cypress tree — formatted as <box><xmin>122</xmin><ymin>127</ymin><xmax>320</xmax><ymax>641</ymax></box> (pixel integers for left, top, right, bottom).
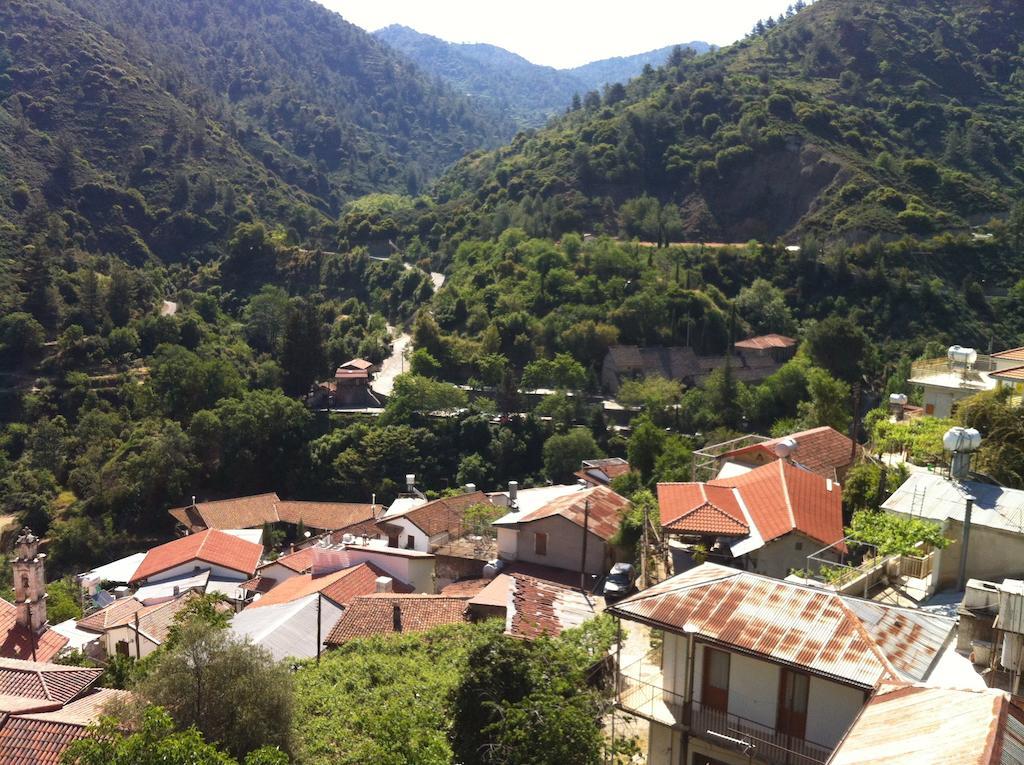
<box><xmin>280</xmin><ymin>301</ymin><xmax>325</xmax><ymax>396</ymax></box>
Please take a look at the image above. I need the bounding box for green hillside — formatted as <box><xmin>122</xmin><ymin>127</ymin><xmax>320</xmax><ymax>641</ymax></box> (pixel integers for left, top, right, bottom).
<box><xmin>434</xmin><ymin>0</ymin><xmax>1024</xmax><ymax>242</ymax></box>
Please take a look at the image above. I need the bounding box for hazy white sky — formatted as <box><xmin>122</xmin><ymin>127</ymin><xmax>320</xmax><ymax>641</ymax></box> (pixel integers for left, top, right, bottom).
<box><xmin>317</xmin><ymin>0</ymin><xmax>797</xmax><ymax>69</ymax></box>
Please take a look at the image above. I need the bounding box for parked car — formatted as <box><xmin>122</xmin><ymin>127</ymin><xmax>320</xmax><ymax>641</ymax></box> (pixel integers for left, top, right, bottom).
<box><xmin>602</xmin><ymin>562</ymin><xmax>636</xmax><ymax>600</ymax></box>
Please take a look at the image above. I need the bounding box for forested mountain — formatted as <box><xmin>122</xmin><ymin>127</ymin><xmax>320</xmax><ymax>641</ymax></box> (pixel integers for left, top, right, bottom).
<box><xmin>374</xmin><ymin>25</ymin><xmax>710</xmax><ymax>128</ymax></box>
<box><xmin>0</xmin><ymin>0</ymin><xmax>506</xmax><ymax>268</ymax></box>
<box><xmin>434</xmin><ymin>0</ymin><xmax>1024</xmax><ymax>242</ymax></box>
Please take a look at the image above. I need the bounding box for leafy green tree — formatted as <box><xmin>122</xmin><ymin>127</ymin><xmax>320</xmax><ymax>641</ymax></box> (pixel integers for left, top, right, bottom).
<box><xmin>0</xmin><ymin>312</ymin><xmax>45</xmax><ymax>366</ymax></box>
<box><xmin>797</xmin><ymin>368</ymin><xmax>851</xmax><ymax>433</ymax></box>
<box><xmin>735</xmin><ymin>278</ymin><xmax>797</xmax><ymax>335</ymax></box>
<box><xmin>147</xmin><ymin>345</ymin><xmax>244</xmax><ymax>422</ymax></box>
<box><xmin>653</xmin><ymin>435</ymin><xmax>692</xmax><ymax>483</ymax></box>
<box><xmin>243</xmin><ymin>286</ymin><xmax>291</xmax><ymax>355</ymax></box>
<box><xmin>136</xmin><ymin>621</ymin><xmax>293</xmax><ymax>760</ymax></box>
<box><xmin>521</xmin><ymin>353</ymin><xmax>588</xmax><ymax>390</ymax></box>
<box><xmin>542</xmin><ymin>429</ymin><xmax>600</xmax><ymax>481</ymax></box>
<box><xmin>627</xmin><ymin>416</ymin><xmax>665</xmax><ymax>484</ymax></box>
<box><xmin>409</xmin><ymin>348</ymin><xmax>441</xmax><ymax>378</ymax></box>
<box><xmin>281</xmin><ymin>301</ymin><xmax>325</xmax><ymax>396</ymax></box>
<box><xmin>617</xmin><ymin>376</ymin><xmax>683</xmax><ymax>427</ymax></box>
<box><xmin>382</xmin><ymin>374</ymin><xmax>468</xmax><ymax>424</ymax></box>
<box><xmin>804</xmin><ymin>316</ymin><xmax>868</xmax><ymax>383</ymax></box>
<box><xmin>106</xmin><ymin>264</ymin><xmax>132</xmax><ymax>327</ymax></box>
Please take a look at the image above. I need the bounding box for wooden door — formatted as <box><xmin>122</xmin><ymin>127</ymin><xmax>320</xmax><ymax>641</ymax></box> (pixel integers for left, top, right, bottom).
<box><xmin>777</xmin><ymin>668</ymin><xmax>809</xmax><ymax>740</ymax></box>
<box><xmin>701</xmin><ymin>647</ymin><xmax>730</xmax><ymax>713</ymax></box>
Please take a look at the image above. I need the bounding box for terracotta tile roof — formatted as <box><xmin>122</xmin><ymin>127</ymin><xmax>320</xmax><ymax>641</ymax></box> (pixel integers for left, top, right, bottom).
<box><xmin>0</xmin><ymin>716</ymin><xmax>93</xmax><ymax>764</ymax></box>
<box><xmin>722</xmin><ymin>426</ymin><xmax>858</xmax><ymax>479</ymax></box>
<box><xmin>264</xmin><ymin>547</ymin><xmax>316</xmax><ymax>574</ymax></box>
<box><xmin>274</xmin><ymin>501</ymin><xmax>380</xmax><ymax>532</ymax></box>
<box><xmin>248</xmin><ymin>562</ymin><xmax>411</xmax><ymax>609</ymax></box>
<box><xmin>324</xmin><ymin>595</ymin><xmax>469</xmax><ymax>645</ymax></box>
<box><xmin>991</xmin><ymin>347</ymin><xmax>1024</xmax><ymax>362</ymax></box>
<box><xmin>991</xmin><ymin>364</ymin><xmax>1024</xmax><ymax>381</ymax></box>
<box><xmin>167</xmin><ymin>492</ymin><xmax>280</xmax><ymax>531</ymax></box>
<box><xmin>609</xmin><ymin>564</ymin><xmax>955</xmax><ymax>689</ymax></box>
<box><xmin>108</xmin><ymin>592</ymin><xmax>201</xmax><ymax>645</ymax></box>
<box><xmin>734</xmin><ymin>333</ymin><xmax>797</xmax><ymax>351</ymax></box>
<box><xmin>240</xmin><ymin>576</ymin><xmax>275</xmax><ymax>594</ymax></box>
<box><xmin>338</xmin><ymin>358</ymin><xmax>374</xmax><ymax>371</ymax></box>
<box><xmin>576</xmin><ymin>458</ymin><xmax>632</xmax><ymax>486</ymax></box>
<box><xmin>662</xmin><ymin>502</ymin><xmax>750</xmax><ymax>536</ymax></box>
<box><xmin>659</xmin><ymin>459</ymin><xmax>844</xmax><ymax>548</ymax></box>
<box><xmin>440</xmin><ymin>579</ymin><xmax>491</xmax><ymax>597</ymax></box>
<box><xmin>76</xmin><ymin>598</ymin><xmax>143</xmax><ymax>633</ymax></box>
<box><xmin>506</xmin><ymin>574</ymin><xmax>595</xmax><ymax>640</ymax></box>
<box><xmin>0</xmin><ymin>601</ymin><xmax>68</xmax><ymax>663</ymax></box>
<box><xmin>386</xmin><ymin>491</ymin><xmax>491</xmax><ymax>539</ymax></box>
<box><xmin>130</xmin><ymin>529</ymin><xmax>263</xmax><ymax>584</ymax></box>
<box><xmin>514</xmin><ymin>485</ymin><xmax>628</xmax><ymax>541</ymax></box>
<box><xmin>0</xmin><ymin>659</ymin><xmax>101</xmax><ymax>712</ymax></box>
<box><xmin>829</xmin><ymin>683</ymin><xmax>1023</xmax><ymax>765</ymax></box>
<box><xmin>22</xmin><ymin>687</ymin><xmax>132</xmax><ymax>724</ymax></box>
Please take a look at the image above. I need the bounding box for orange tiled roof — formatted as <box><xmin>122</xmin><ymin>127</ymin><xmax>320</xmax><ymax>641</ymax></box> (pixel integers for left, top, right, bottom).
<box><xmin>0</xmin><ymin>602</ymin><xmax>68</xmax><ymax>663</ymax></box>
<box><xmin>662</xmin><ymin>502</ymin><xmax>750</xmax><ymax>536</ymax></box>
<box><xmin>247</xmin><ymin>562</ymin><xmax>411</xmax><ymax>609</ymax></box>
<box><xmin>440</xmin><ymin>579</ymin><xmax>491</xmax><ymax>597</ymax></box>
<box><xmin>324</xmin><ymin>595</ymin><xmax>469</xmax><ymax>645</ymax></box>
<box><xmin>734</xmin><ymin>334</ymin><xmax>797</xmax><ymax>351</ymax></box>
<box><xmin>22</xmin><ymin>688</ymin><xmax>132</xmax><ymax>724</ymax></box>
<box><xmin>992</xmin><ymin>347</ymin><xmax>1024</xmax><ymax>362</ymax></box>
<box><xmin>76</xmin><ymin>597</ymin><xmax>143</xmax><ymax>633</ymax></box>
<box><xmin>386</xmin><ymin>491</ymin><xmax>491</xmax><ymax>538</ymax></box>
<box><xmin>0</xmin><ymin>659</ymin><xmax>101</xmax><ymax>712</ymax></box>
<box><xmin>722</xmin><ymin>426</ymin><xmax>857</xmax><ymax>479</ymax></box>
<box><xmin>274</xmin><ymin>501</ymin><xmax>380</xmax><ymax>532</ymax></box>
<box><xmin>659</xmin><ymin>459</ymin><xmax>844</xmax><ymax>549</ymax></box>
<box><xmin>108</xmin><ymin>593</ymin><xmax>203</xmax><ymax>645</ymax></box>
<box><xmin>264</xmin><ymin>547</ymin><xmax>316</xmax><ymax>574</ymax></box>
<box><xmin>515</xmin><ymin>485</ymin><xmax>628</xmax><ymax>541</ymax></box>
<box><xmin>991</xmin><ymin>364</ymin><xmax>1024</xmax><ymax>381</ymax></box>
<box><xmin>130</xmin><ymin>529</ymin><xmax>263</xmax><ymax>584</ymax></box>
<box><xmin>167</xmin><ymin>492</ymin><xmax>280</xmax><ymax>531</ymax></box>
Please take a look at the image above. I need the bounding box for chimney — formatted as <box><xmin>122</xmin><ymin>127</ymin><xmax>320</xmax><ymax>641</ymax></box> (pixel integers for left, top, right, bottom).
<box><xmin>508</xmin><ymin>481</ymin><xmax>518</xmax><ymax>512</ymax></box>
<box><xmin>375</xmin><ymin>576</ymin><xmax>393</xmax><ymax>593</ymax></box>
<box><xmin>191</xmin><ymin>495</ymin><xmax>196</xmax><ymax>507</ymax></box>
<box><xmin>464</xmin><ymin>483</ymin><xmax>476</xmax><ymax>494</ymax></box>
<box><xmin>392</xmin><ymin>602</ymin><xmax>402</xmax><ymax>632</ymax></box>
<box><xmin>12</xmin><ymin>528</ymin><xmax>47</xmax><ymax>633</ymax></box>
<box><xmin>173</xmin><ymin>585</ymin><xmax>180</xmax><ymax>597</ymax></box>
<box><xmin>406</xmin><ymin>474</ymin><xmax>416</xmax><ymax>492</ymax></box>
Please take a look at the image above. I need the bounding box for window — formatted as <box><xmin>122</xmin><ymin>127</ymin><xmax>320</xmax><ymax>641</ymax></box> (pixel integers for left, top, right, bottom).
<box><xmin>405</xmin><ymin>535</ymin><xmax>416</xmax><ymax>550</ymax></box>
<box><xmin>387</xmin><ymin>533</ymin><xmax>399</xmax><ymax>548</ymax></box>
<box><xmin>115</xmin><ymin>640</ymin><xmax>130</xmax><ymax>657</ymax></box>
<box><xmin>925</xmin><ymin>403</ymin><xmax>935</xmax><ymax>415</ymax></box>
<box><xmin>701</xmin><ymin>647</ymin><xmax>730</xmax><ymax>713</ymax></box>
<box><xmin>534</xmin><ymin>532</ymin><xmax>548</xmax><ymax>556</ymax></box>
<box><xmin>777</xmin><ymin>668</ymin><xmax>810</xmax><ymax>739</ymax></box>
<box><xmin>795</xmin><ymin>541</ymin><xmax>803</xmax><ymax>551</ymax></box>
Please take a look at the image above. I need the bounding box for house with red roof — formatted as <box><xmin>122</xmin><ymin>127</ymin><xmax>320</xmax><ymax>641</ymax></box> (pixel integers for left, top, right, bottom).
<box><xmin>324</xmin><ymin>594</ymin><xmax>470</xmax><ymax>645</ymax></box>
<box><xmin>658</xmin><ymin>458</ymin><xmax>845</xmax><ymax>579</ymax></box>
<box><xmin>492</xmin><ymin>485</ymin><xmax>629</xmax><ymax>579</ymax></box>
<box><xmin>129</xmin><ymin>529</ymin><xmax>263</xmax><ymax>586</ymax></box>
<box><xmin>715</xmin><ymin>426</ymin><xmax>860</xmax><ymax>482</ymax></box>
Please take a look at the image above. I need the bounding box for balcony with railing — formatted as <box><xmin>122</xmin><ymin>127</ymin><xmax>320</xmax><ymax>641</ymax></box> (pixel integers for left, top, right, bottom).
<box><xmin>617</xmin><ymin>657</ymin><xmax>833</xmax><ymax>765</ymax></box>
<box><xmin>908</xmin><ymin>355</ymin><xmax>995</xmax><ymax>391</ymax></box>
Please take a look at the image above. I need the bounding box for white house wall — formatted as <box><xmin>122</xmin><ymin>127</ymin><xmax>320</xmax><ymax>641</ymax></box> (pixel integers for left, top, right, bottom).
<box><xmin>806</xmin><ymin>676</ymin><xmax>865</xmax><ymax>748</ymax></box>
<box><xmin>748</xmin><ymin>533</ymin><xmax>838</xmax><ymax>580</ymax></box>
<box><xmin>386</xmin><ymin>518</ymin><xmax>430</xmax><ymax>552</ymax></box>
<box><xmin>342</xmin><ymin>548</ymin><xmax>436</xmax><ymax>593</ymax></box>
<box><xmin>497</xmin><ymin>527</ymin><xmax>518</xmax><ymax>560</ymax></box>
<box><xmin>727</xmin><ymin>652</ymin><xmax>779</xmax><ymax>729</ymax></box>
<box><xmin>144</xmin><ymin>561</ymin><xmax>249</xmax><ymax>584</ymax></box>
<box><xmin>103</xmin><ymin>624</ymin><xmax>160</xmax><ymax>659</ymax></box>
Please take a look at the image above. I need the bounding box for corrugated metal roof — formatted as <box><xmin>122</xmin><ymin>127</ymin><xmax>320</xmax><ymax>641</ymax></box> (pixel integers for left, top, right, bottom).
<box><xmin>828</xmin><ymin>683</ymin><xmax>1019</xmax><ymax>765</ymax></box>
<box><xmin>882</xmin><ymin>472</ymin><xmax>1024</xmax><ymax>536</ymax></box>
<box><xmin>609</xmin><ymin>564</ymin><xmax>954</xmax><ymax>689</ymax></box>
<box><xmin>230</xmin><ymin>594</ymin><xmax>343</xmax><ymax>661</ymax></box>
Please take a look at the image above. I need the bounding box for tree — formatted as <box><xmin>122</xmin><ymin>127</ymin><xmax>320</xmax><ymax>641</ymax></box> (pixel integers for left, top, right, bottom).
<box><xmin>106</xmin><ymin>265</ymin><xmax>132</xmax><ymax>327</ymax></box>
<box><xmin>382</xmin><ymin>374</ymin><xmax>468</xmax><ymax>424</ymax></box>
<box><xmin>846</xmin><ymin>510</ymin><xmax>950</xmax><ymax>557</ymax></box>
<box><xmin>521</xmin><ymin>354</ymin><xmax>588</xmax><ymax>390</ymax></box>
<box><xmin>804</xmin><ymin>316</ymin><xmax>868</xmax><ymax>383</ymax></box>
<box><xmin>542</xmin><ymin>429</ymin><xmax>600</xmax><ymax>481</ymax></box>
<box><xmin>0</xmin><ymin>312</ymin><xmax>45</xmax><ymax>366</ymax></box>
<box><xmin>797</xmin><ymin>367</ymin><xmax>851</xmax><ymax>433</ymax></box>
<box><xmin>136</xmin><ymin>621</ymin><xmax>293</xmax><ymax>760</ymax></box>
<box><xmin>147</xmin><ymin>345</ymin><xmax>245</xmax><ymax>422</ymax></box>
<box><xmin>243</xmin><ymin>286</ymin><xmax>290</xmax><ymax>355</ymax></box>
<box><xmin>617</xmin><ymin>376</ymin><xmax>683</xmax><ymax>427</ymax></box>
<box><xmin>61</xmin><ymin>706</ymin><xmax>288</xmax><ymax>765</ymax></box>
<box><xmin>409</xmin><ymin>348</ymin><xmax>441</xmax><ymax>378</ymax></box>
<box><xmin>627</xmin><ymin>416</ymin><xmax>665</xmax><ymax>484</ymax></box>
<box><xmin>735</xmin><ymin>278</ymin><xmax>797</xmax><ymax>335</ymax></box>
<box><xmin>281</xmin><ymin>301</ymin><xmax>325</xmax><ymax>396</ymax></box>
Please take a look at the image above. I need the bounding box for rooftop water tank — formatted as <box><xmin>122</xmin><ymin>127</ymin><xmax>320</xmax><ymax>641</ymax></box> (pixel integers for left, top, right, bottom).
<box><xmin>889</xmin><ymin>393</ymin><xmax>908</xmax><ymax>407</ymax></box>
<box><xmin>943</xmin><ymin>426</ymin><xmax>982</xmax><ymax>453</ymax></box>
<box><xmin>774</xmin><ymin>437</ymin><xmax>798</xmax><ymax>459</ymax></box>
<box><xmin>948</xmin><ymin>345</ymin><xmax>978</xmax><ymax>366</ymax></box>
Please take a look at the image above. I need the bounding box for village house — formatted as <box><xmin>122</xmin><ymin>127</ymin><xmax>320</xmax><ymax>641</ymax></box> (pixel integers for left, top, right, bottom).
<box><xmin>467</xmin><ymin>572</ymin><xmax>596</xmax><ymax>639</ymax></box>
<box><xmin>905</xmin><ymin>344</ymin><xmax>1024</xmax><ymax>418</ymax></box>
<box><xmin>576</xmin><ymin>457</ymin><xmax>632</xmax><ymax>487</ymax></box>
<box><xmin>86</xmin><ymin>591</ymin><xmax>204</xmax><ymax>660</ymax></box>
<box><xmin>307</xmin><ymin>358</ymin><xmax>382</xmax><ymax>409</ymax></box>
<box><xmin>733</xmin><ymin>333</ymin><xmax>798</xmax><ymax>364</ymax></box>
<box><xmin>600</xmin><ymin>339</ymin><xmax>788</xmax><ymax>396</ymax></box>
<box><xmin>128</xmin><ymin>528</ymin><xmax>264</xmax><ymax>589</ymax></box>
<box><xmin>881</xmin><ymin>471</ymin><xmax>1024</xmax><ymax>590</ymax></box>
<box><xmin>0</xmin><ymin>659</ymin><xmax>129</xmax><ymax>762</ymax></box>
<box><xmin>711</xmin><ymin>426</ymin><xmax>860</xmax><ymax>483</ymax></box>
<box><xmin>609</xmin><ymin>563</ymin><xmax>969</xmax><ymax>765</ymax></box>
<box><xmin>658</xmin><ymin>458</ymin><xmax>845</xmax><ymax>579</ymax></box>
<box><xmin>492</xmin><ymin>484</ymin><xmax>629</xmax><ymax>579</ymax></box>
<box><xmin>168</xmin><ymin>492</ymin><xmax>381</xmax><ymax>537</ymax></box>
<box><xmin>376</xmin><ymin>490</ymin><xmax>492</xmax><ymax>553</ymax></box>
<box><xmin>323</xmin><ymin>594</ymin><xmax>470</xmax><ymax>645</ymax></box>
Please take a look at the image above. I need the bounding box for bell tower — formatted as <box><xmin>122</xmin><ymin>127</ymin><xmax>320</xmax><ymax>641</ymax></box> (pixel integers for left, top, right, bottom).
<box><xmin>12</xmin><ymin>528</ymin><xmax>47</xmax><ymax>633</ymax></box>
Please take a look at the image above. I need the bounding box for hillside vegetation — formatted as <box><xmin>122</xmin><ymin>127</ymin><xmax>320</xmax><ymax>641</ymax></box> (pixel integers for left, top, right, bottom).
<box><xmin>375</xmin><ymin>25</ymin><xmax>710</xmax><ymax>128</ymax></box>
<box><xmin>434</xmin><ymin>0</ymin><xmax>1024</xmax><ymax>242</ymax></box>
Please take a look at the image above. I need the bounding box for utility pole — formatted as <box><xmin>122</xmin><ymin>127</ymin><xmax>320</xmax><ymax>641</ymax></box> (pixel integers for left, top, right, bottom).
<box><xmin>316</xmin><ymin>591</ymin><xmax>322</xmax><ymax>665</ymax></box>
<box><xmin>641</xmin><ymin>498</ymin><xmax>650</xmax><ymax>587</ymax></box>
<box><xmin>957</xmin><ymin>495</ymin><xmax>976</xmax><ymax>592</ymax></box>
<box><xmin>579</xmin><ymin>499</ymin><xmax>591</xmax><ymax>593</ymax></box>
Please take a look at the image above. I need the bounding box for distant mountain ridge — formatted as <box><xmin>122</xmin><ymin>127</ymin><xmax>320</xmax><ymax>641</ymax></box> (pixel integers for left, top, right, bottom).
<box><xmin>374</xmin><ymin>25</ymin><xmax>711</xmax><ymax>128</ymax></box>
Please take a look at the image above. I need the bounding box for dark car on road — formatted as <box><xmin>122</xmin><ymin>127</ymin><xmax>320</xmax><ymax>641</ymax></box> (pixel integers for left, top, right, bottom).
<box><xmin>602</xmin><ymin>562</ymin><xmax>636</xmax><ymax>600</ymax></box>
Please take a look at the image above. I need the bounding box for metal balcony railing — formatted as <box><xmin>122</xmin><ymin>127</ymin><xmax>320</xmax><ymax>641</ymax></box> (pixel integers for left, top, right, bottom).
<box><xmin>616</xmin><ymin>659</ymin><xmax>833</xmax><ymax>765</ymax></box>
